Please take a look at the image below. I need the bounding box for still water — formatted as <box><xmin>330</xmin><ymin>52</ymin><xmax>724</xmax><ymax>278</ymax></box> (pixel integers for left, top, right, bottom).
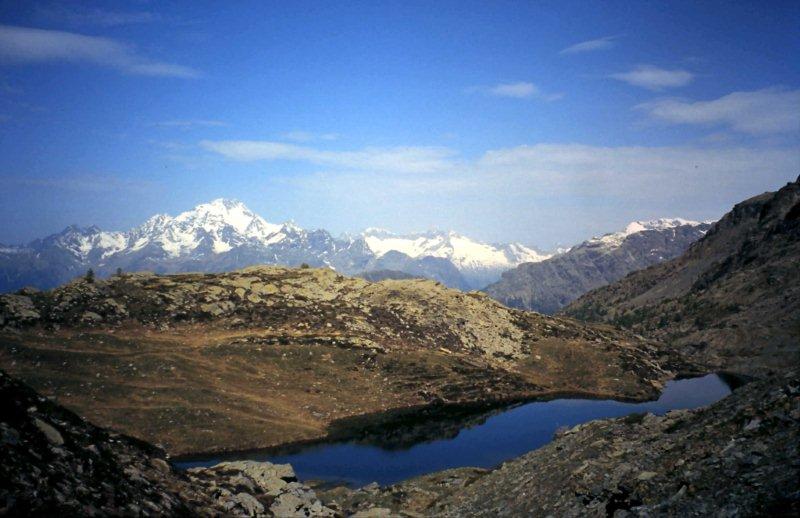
<box><xmin>176</xmin><ymin>373</ymin><xmax>732</xmax><ymax>487</ymax></box>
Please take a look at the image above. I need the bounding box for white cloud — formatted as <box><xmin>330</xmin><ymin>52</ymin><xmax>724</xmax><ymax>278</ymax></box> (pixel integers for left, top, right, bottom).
<box><xmin>269</xmin><ymin>142</ymin><xmax>797</xmax><ymax>247</ymax></box>
<box><xmin>559</xmin><ymin>36</ymin><xmax>618</xmax><ymax>55</ymax></box>
<box><xmin>490</xmin><ymin>82</ymin><xmax>536</xmax><ymax>98</ymax></box>
<box><xmin>475</xmin><ymin>82</ymin><xmax>563</xmax><ymax>101</ymax></box>
<box><xmin>636</xmin><ymin>88</ymin><xmax>800</xmax><ymax>134</ymax></box>
<box><xmin>203</xmin><ymin>137</ymin><xmax>798</xmax><ymax>203</ymax></box>
<box><xmin>0</xmin><ymin>24</ymin><xmax>199</xmax><ymax>78</ymax></box>
<box><xmin>283</xmin><ymin>131</ymin><xmax>340</xmax><ymax>142</ymax></box>
<box><xmin>610</xmin><ymin>65</ymin><xmax>694</xmax><ymax>90</ymax></box>
<box><xmin>201</xmin><ymin>140</ymin><xmax>459</xmax><ymax>174</ymax></box>
<box><xmin>474</xmin><ymin>143</ymin><xmax>799</xmax><ymax>205</ymax></box>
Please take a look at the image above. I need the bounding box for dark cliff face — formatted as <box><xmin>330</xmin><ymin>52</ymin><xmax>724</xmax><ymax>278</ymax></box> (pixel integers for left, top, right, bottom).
<box><xmin>563</xmin><ymin>178</ymin><xmax>800</xmax><ymax>376</ymax></box>
<box><xmin>485</xmin><ymin>223</ymin><xmax>710</xmax><ymax>314</ymax></box>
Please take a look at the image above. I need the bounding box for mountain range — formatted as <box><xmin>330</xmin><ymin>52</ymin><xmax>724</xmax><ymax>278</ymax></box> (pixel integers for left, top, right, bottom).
<box><xmin>0</xmin><ymin>199</ymin><xmax>550</xmax><ymax>293</ymax></box>
<box><xmin>484</xmin><ymin>219</ymin><xmax>712</xmax><ymax>314</ymax></box>
<box><xmin>0</xmin><ymin>199</ymin><xmax>713</xmax><ymax>297</ymax></box>
<box><xmin>563</xmin><ymin>177</ymin><xmax>800</xmax><ymax>375</ymax></box>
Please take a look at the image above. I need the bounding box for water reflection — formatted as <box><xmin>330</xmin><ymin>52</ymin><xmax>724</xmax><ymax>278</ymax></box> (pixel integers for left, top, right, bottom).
<box><xmin>176</xmin><ymin>374</ymin><xmax>732</xmax><ymax>487</ymax></box>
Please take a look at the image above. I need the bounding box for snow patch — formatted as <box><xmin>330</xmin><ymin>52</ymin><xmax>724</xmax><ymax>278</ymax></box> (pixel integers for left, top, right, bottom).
<box><xmin>589</xmin><ymin>218</ymin><xmax>706</xmax><ymax>249</ymax></box>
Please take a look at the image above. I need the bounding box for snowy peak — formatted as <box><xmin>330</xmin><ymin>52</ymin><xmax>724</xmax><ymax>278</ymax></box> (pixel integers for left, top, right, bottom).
<box><xmin>589</xmin><ymin>218</ymin><xmax>709</xmax><ymax>250</ymax></box>
<box><xmin>128</xmin><ymin>199</ymin><xmax>286</xmax><ymax>256</ymax></box>
<box><xmin>44</xmin><ymin>225</ymin><xmax>127</xmax><ymax>261</ymax></box>
<box><xmin>0</xmin><ymin>198</ymin><xmax>716</xmax><ymax>295</ymax></box>
<box><xmin>361</xmin><ymin>228</ymin><xmax>550</xmax><ymax>272</ymax></box>
<box><xmin>623</xmin><ymin>218</ymin><xmax>705</xmax><ymax>235</ymax></box>
<box><xmin>173</xmin><ymin>199</ymin><xmax>283</xmax><ymax>241</ymax></box>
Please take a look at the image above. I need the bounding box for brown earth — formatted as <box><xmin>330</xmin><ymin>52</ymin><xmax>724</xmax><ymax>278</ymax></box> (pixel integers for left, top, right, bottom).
<box><xmin>0</xmin><ymin>265</ymin><xmax>680</xmax><ymax>456</ymax></box>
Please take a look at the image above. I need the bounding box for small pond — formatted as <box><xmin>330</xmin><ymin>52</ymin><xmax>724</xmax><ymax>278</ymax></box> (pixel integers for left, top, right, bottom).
<box><xmin>176</xmin><ymin>373</ymin><xmax>733</xmax><ymax>487</ymax></box>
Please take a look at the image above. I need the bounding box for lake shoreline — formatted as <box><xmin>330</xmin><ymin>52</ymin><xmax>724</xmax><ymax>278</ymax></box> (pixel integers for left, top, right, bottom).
<box><xmin>174</xmin><ymin>372</ymin><xmax>735</xmax><ymax>487</ymax></box>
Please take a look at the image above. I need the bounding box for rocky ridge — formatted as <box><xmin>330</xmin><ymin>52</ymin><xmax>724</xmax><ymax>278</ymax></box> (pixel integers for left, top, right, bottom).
<box><xmin>485</xmin><ymin>219</ymin><xmax>710</xmax><ymax>314</ymax></box>
<box><xmin>0</xmin><ymin>265</ymin><xmax>678</xmax><ymax>455</ymax></box>
<box><xmin>563</xmin><ymin>178</ymin><xmax>800</xmax><ymax>375</ymax></box>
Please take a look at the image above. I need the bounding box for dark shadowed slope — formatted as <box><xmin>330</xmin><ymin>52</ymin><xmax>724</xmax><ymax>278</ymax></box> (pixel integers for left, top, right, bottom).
<box><xmin>485</xmin><ymin>220</ymin><xmax>709</xmax><ymax>314</ymax></box>
<box><xmin>563</xmin><ymin>178</ymin><xmax>800</xmax><ymax>376</ymax></box>
<box><xmin>0</xmin><ymin>370</ymin><xmax>337</xmax><ymax>516</ymax></box>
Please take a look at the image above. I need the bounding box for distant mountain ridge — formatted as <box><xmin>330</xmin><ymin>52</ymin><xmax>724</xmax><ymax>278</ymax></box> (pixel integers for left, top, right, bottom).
<box><xmin>484</xmin><ymin>219</ymin><xmax>712</xmax><ymax>314</ymax></box>
<box><xmin>0</xmin><ymin>199</ymin><xmax>550</xmax><ymax>292</ymax></box>
<box><xmin>562</xmin><ymin>178</ymin><xmax>800</xmax><ymax>375</ymax></box>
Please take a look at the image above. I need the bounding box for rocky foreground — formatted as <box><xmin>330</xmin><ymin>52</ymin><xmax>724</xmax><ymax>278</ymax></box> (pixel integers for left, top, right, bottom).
<box><xmin>2</xmin><ymin>367</ymin><xmax>797</xmax><ymax>516</ymax></box>
<box><xmin>0</xmin><ymin>265</ymin><xmax>680</xmax><ymax>455</ymax></box>
<box><xmin>0</xmin><ymin>369</ymin><xmax>340</xmax><ymax>516</ymax></box>
<box><xmin>318</xmin><ymin>371</ymin><xmax>800</xmax><ymax>517</ymax></box>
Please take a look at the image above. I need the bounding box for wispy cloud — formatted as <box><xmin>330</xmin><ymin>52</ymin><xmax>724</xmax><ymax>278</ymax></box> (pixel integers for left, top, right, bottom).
<box><xmin>202</xmin><ymin>136</ymin><xmax>799</xmax><ymax>204</ymax></box>
<box><xmin>283</xmin><ymin>131</ymin><xmax>340</xmax><ymax>142</ymax></box>
<box><xmin>0</xmin><ymin>25</ymin><xmax>199</xmax><ymax>78</ymax></box>
<box><xmin>154</xmin><ymin>120</ymin><xmax>227</xmax><ymax>128</ymax></box>
<box><xmin>268</xmin><ymin>142</ymin><xmax>798</xmax><ymax>239</ymax></box>
<box><xmin>610</xmin><ymin>65</ymin><xmax>694</xmax><ymax>91</ymax></box>
<box><xmin>201</xmin><ymin>140</ymin><xmax>459</xmax><ymax>174</ymax></box>
<box><xmin>36</xmin><ymin>5</ymin><xmax>160</xmax><ymax>27</ymax></box>
<box><xmin>475</xmin><ymin>143</ymin><xmax>799</xmax><ymax>202</ymax></box>
<box><xmin>636</xmin><ymin>87</ymin><xmax>800</xmax><ymax>134</ymax></box>
<box><xmin>559</xmin><ymin>36</ymin><xmax>618</xmax><ymax>55</ymax></box>
<box><xmin>472</xmin><ymin>82</ymin><xmax>563</xmax><ymax>101</ymax></box>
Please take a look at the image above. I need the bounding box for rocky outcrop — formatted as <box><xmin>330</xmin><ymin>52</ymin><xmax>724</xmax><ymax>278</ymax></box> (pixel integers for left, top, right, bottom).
<box><xmin>563</xmin><ymin>178</ymin><xmax>800</xmax><ymax>376</ymax></box>
<box><xmin>318</xmin><ymin>371</ymin><xmax>800</xmax><ymax>517</ymax></box>
<box><xmin>0</xmin><ymin>265</ymin><xmax>679</xmax><ymax>456</ymax></box>
<box><xmin>187</xmin><ymin>461</ymin><xmax>336</xmax><ymax>517</ymax></box>
<box><xmin>485</xmin><ymin>220</ymin><xmax>710</xmax><ymax>314</ymax></box>
<box><xmin>0</xmin><ymin>368</ymin><xmax>210</xmax><ymax>515</ymax></box>
<box><xmin>0</xmin><ymin>368</ymin><xmax>339</xmax><ymax>516</ymax></box>
<box><xmin>0</xmin><ymin>265</ymin><xmax>667</xmax><ymax>369</ymax></box>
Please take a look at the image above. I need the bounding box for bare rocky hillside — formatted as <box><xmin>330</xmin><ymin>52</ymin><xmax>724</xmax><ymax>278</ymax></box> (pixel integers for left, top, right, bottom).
<box><xmin>563</xmin><ymin>178</ymin><xmax>800</xmax><ymax>376</ymax></box>
<box><xmin>0</xmin><ymin>265</ymin><xmax>678</xmax><ymax>455</ymax></box>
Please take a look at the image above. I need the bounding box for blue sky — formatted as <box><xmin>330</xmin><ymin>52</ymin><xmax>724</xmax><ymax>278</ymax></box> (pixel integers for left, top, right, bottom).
<box><xmin>0</xmin><ymin>0</ymin><xmax>798</xmax><ymax>249</ymax></box>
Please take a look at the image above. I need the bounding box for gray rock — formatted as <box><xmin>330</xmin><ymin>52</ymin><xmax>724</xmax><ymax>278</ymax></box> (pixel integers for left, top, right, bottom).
<box><xmin>33</xmin><ymin>418</ymin><xmax>64</xmax><ymax>445</ymax></box>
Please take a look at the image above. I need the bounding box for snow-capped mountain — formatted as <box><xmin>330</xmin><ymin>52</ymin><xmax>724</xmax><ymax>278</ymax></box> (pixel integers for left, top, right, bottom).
<box><xmin>586</xmin><ymin>218</ymin><xmax>711</xmax><ymax>251</ymax></box>
<box><xmin>125</xmin><ymin>199</ymin><xmax>284</xmax><ymax>258</ymax></box>
<box><xmin>362</xmin><ymin>228</ymin><xmax>551</xmax><ymax>288</ymax></box>
<box><xmin>484</xmin><ymin>218</ymin><xmax>714</xmax><ymax>314</ymax></box>
<box><xmin>0</xmin><ymin>199</ymin><xmax>548</xmax><ymax>292</ymax></box>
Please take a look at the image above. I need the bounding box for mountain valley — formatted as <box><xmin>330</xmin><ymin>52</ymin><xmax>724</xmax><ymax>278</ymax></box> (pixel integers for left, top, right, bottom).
<box><xmin>1</xmin><ymin>182</ymin><xmax>798</xmax><ymax>516</ymax></box>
